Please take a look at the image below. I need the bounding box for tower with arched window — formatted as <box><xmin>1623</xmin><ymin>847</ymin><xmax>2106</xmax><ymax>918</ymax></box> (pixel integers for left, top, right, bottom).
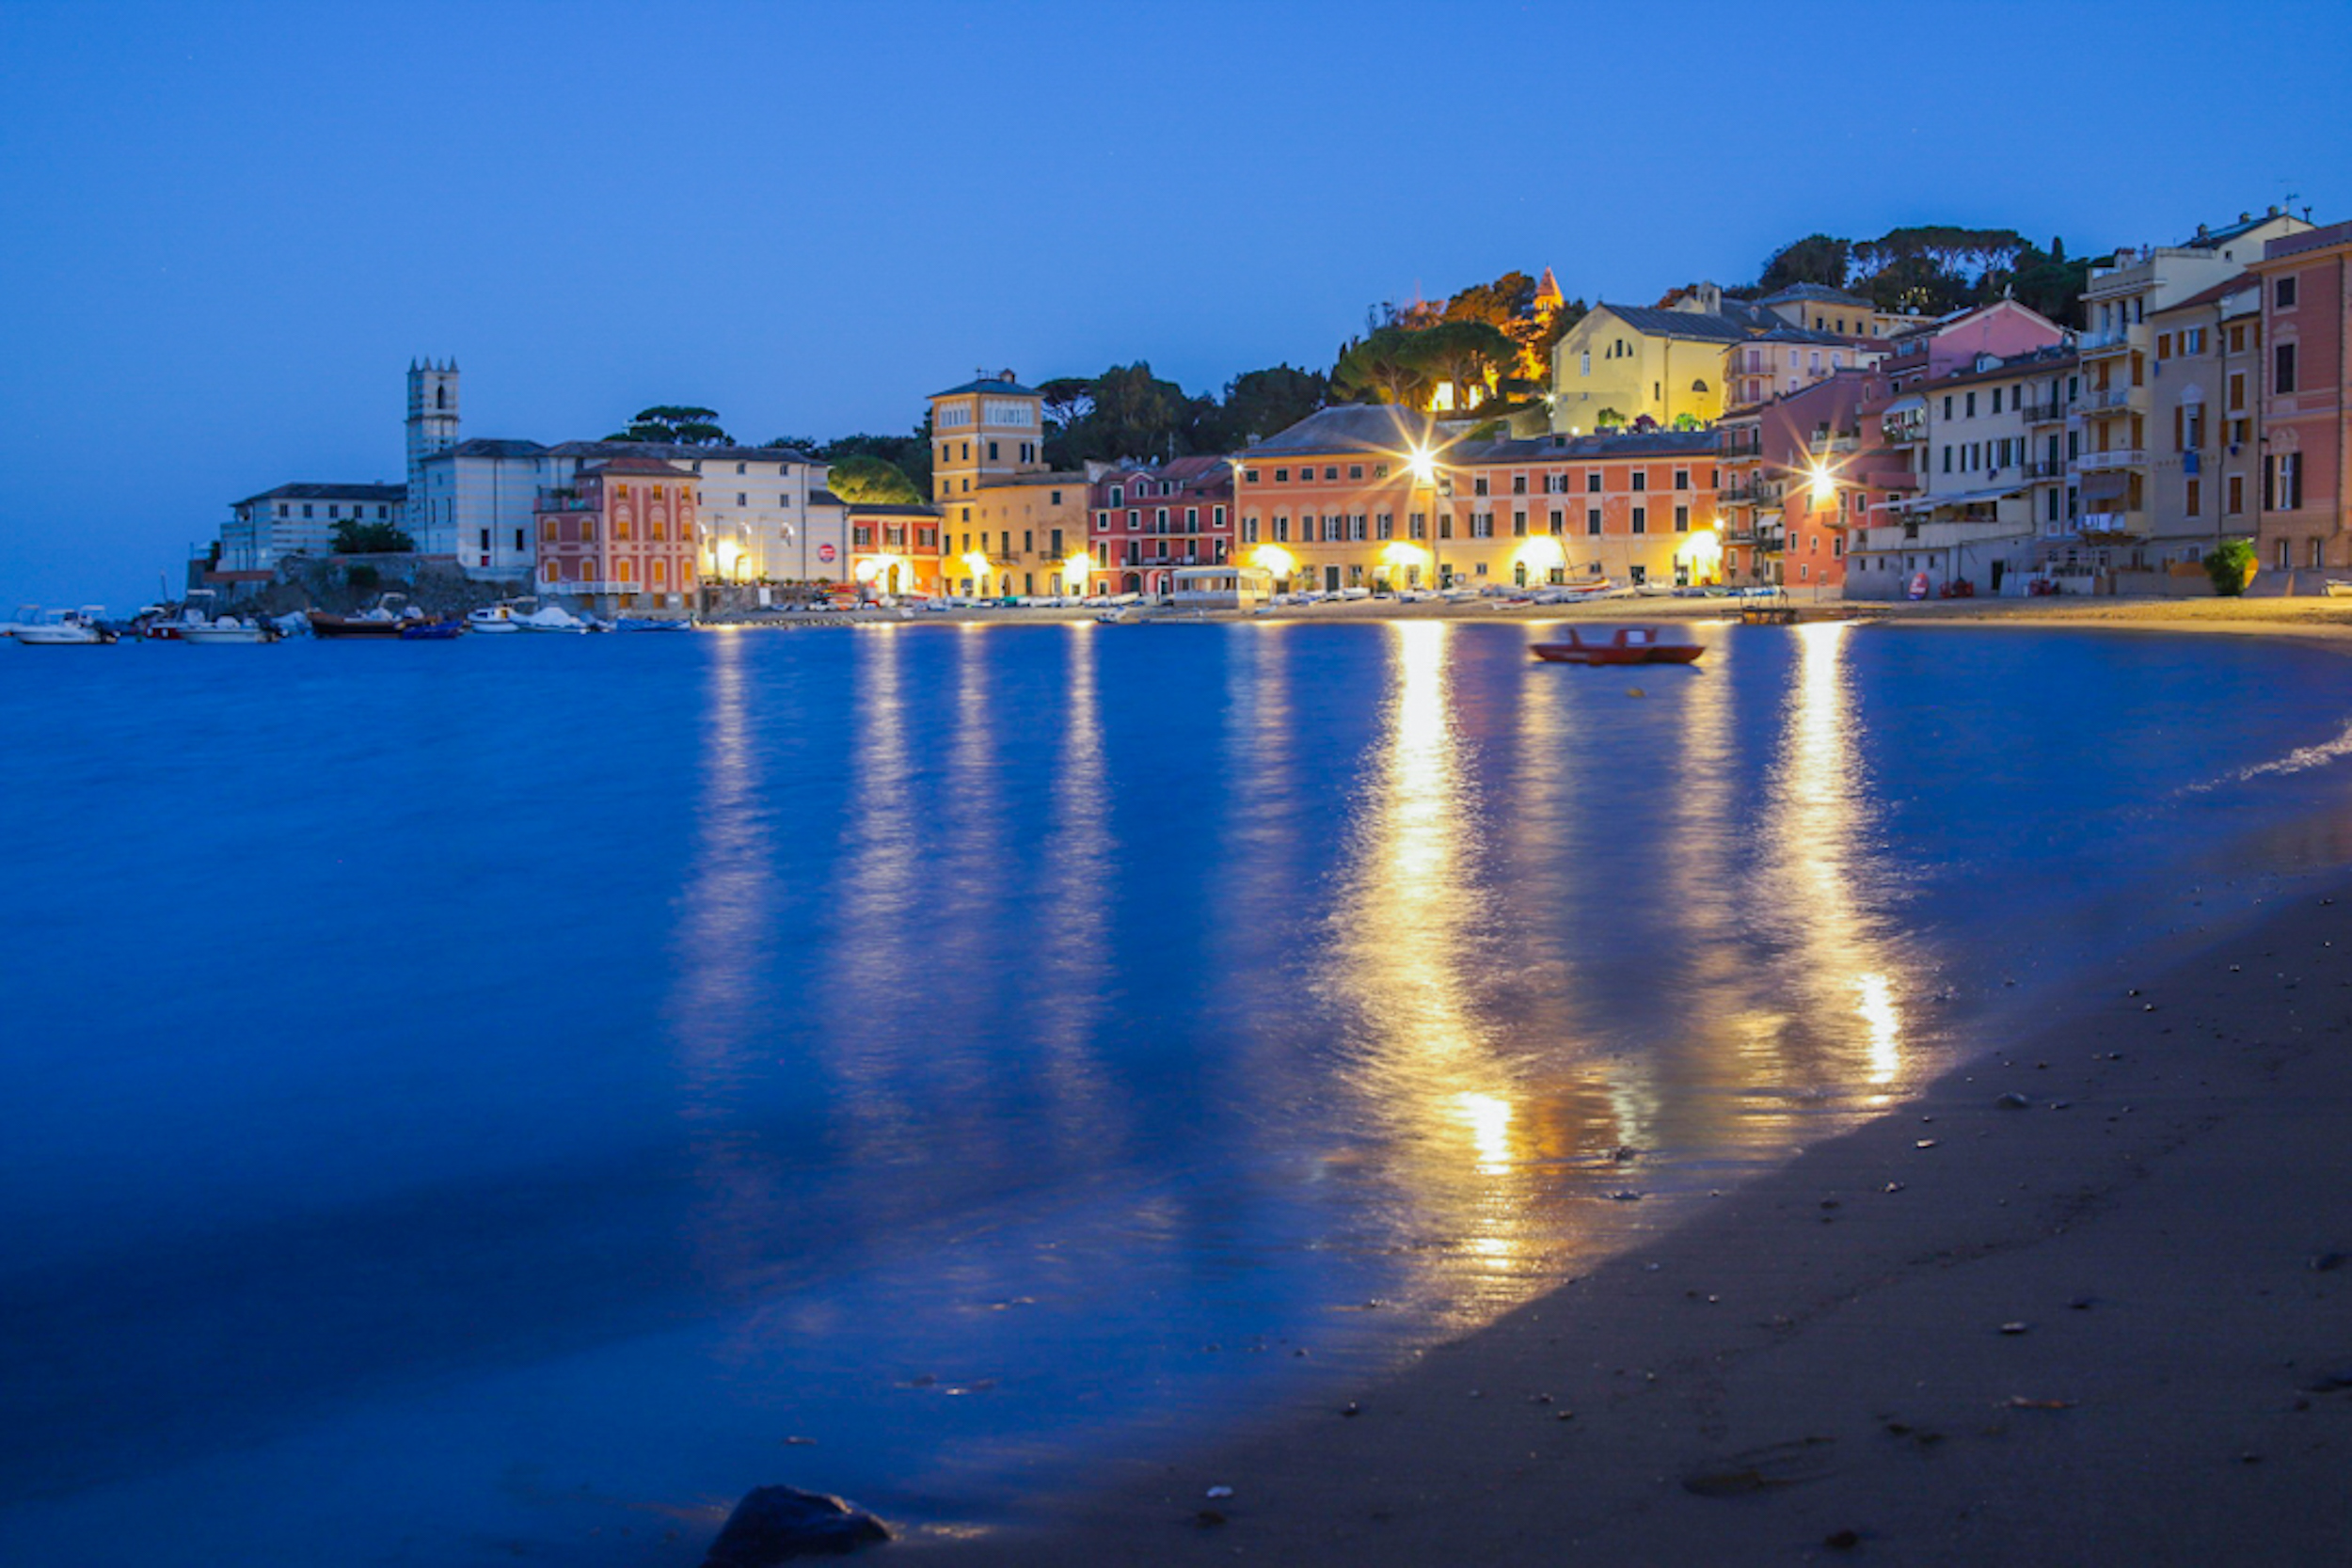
<box><xmin>405</xmin><ymin>358</ymin><xmax>460</xmax><ymax>540</ymax></box>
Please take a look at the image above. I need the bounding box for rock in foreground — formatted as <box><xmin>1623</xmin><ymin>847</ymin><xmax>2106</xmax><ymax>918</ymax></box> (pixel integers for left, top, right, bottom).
<box><xmin>704</xmin><ymin>1485</ymin><xmax>890</xmax><ymax>1565</ymax></box>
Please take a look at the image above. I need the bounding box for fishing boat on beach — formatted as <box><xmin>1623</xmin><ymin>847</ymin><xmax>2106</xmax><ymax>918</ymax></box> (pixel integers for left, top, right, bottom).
<box><xmin>1530</xmin><ymin>624</ymin><xmax>1703</xmax><ymax>667</ymax></box>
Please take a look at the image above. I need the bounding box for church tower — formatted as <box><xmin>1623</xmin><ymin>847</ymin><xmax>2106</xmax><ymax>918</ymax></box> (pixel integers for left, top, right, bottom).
<box><xmin>405</xmin><ymin>359</ymin><xmax>460</xmax><ymax>541</ymax></box>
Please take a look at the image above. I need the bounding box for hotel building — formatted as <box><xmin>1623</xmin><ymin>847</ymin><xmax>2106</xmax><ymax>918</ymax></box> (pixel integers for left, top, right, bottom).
<box><xmin>2250</xmin><ymin>219</ymin><xmax>2352</xmax><ymax>579</ymax></box>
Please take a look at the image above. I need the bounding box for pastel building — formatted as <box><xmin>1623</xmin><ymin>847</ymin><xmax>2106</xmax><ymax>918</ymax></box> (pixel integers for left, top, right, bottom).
<box><xmin>1718</xmin><ymin>371</ymin><xmax>1883</xmax><ymax>592</ymax></box>
<box><xmin>219</xmin><ymin>482</ymin><xmax>408</xmax><ymax>571</ymax></box>
<box><xmin>1444</xmin><ymin>431</ymin><xmax>1724</xmax><ymax>590</ymax></box>
<box><xmin>1551</xmin><ymin>283</ymin><xmax>1867</xmax><ymax>436</ymax></box>
<box><xmin>1851</xmin><ymin>345</ymin><xmax>2074</xmax><ymax>597</ymax></box>
<box><xmin>402</xmin><ymin>364</ymin><xmax>830</xmax><ymax>583</ymax></box>
<box><xmin>2251</xmin><ymin>219</ymin><xmax>2352</xmax><ymax>578</ymax></box>
<box><xmin>2072</xmin><ymin>210</ymin><xmax>2309</xmax><ymax>556</ymax></box>
<box><xmin>929</xmin><ymin>372</ymin><xmax>1090</xmax><ymax>596</ymax></box>
<box><xmin>848</xmin><ymin>502</ymin><xmax>943</xmax><ymax>595</ymax></box>
<box><xmin>1233</xmin><ymin>406</ymin><xmax>1438</xmax><ymax>592</ymax></box>
<box><xmin>532</xmin><ymin>455</ymin><xmax>699</xmax><ymax>611</ymax></box>
<box><xmin>2143</xmin><ymin>276</ymin><xmax>2265</xmax><ymax>570</ymax></box>
<box><xmin>1089</xmin><ymin>456</ymin><xmax>1233</xmax><ymax>596</ymax></box>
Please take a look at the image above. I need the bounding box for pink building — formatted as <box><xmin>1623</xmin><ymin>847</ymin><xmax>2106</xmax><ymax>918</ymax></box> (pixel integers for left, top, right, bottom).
<box><xmin>1880</xmin><ymin>300</ymin><xmax>2067</xmax><ymax>389</ymax></box>
<box><xmin>2252</xmin><ymin>220</ymin><xmax>2352</xmax><ymax>577</ymax></box>
<box><xmin>533</xmin><ymin>455</ymin><xmax>699</xmax><ymax>611</ymax></box>
<box><xmin>1088</xmin><ymin>456</ymin><xmax>1233</xmax><ymax>596</ymax></box>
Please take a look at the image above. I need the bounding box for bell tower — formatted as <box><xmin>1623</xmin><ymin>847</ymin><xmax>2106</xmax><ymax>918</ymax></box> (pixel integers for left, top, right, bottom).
<box><xmin>405</xmin><ymin>359</ymin><xmax>460</xmax><ymax>539</ymax></box>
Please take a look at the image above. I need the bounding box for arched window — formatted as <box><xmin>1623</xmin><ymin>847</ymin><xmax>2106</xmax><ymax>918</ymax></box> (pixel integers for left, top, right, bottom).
<box><xmin>436</xmin><ymin>387</ymin><xmax>448</xmax><ymax>410</ymax></box>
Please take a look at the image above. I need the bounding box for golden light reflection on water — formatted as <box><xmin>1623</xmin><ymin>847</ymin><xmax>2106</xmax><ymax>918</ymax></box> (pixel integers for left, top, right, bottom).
<box><xmin>1762</xmin><ymin>622</ymin><xmax>1914</xmax><ymax>1108</ymax></box>
<box><xmin>1327</xmin><ymin>622</ymin><xmax>1534</xmax><ymax>1288</ymax></box>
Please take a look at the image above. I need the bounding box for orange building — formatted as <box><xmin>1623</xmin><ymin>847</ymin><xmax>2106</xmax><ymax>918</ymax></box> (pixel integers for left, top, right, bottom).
<box><xmin>533</xmin><ymin>455</ymin><xmax>698</xmax><ymax>611</ymax></box>
<box><xmin>848</xmin><ymin>502</ymin><xmax>944</xmax><ymax>596</ymax></box>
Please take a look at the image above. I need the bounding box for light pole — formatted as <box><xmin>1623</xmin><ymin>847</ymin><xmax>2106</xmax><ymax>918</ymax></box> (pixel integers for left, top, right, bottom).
<box><xmin>1406</xmin><ymin>441</ymin><xmax>1445</xmax><ymax>592</ymax></box>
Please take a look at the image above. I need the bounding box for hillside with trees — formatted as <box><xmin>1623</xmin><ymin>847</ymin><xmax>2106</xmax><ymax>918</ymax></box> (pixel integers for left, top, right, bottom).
<box><xmin>1753</xmin><ymin>226</ymin><xmax>2105</xmax><ymax>326</ymax></box>
<box><xmin>1329</xmin><ymin>268</ymin><xmax>1585</xmax><ymax>412</ymax></box>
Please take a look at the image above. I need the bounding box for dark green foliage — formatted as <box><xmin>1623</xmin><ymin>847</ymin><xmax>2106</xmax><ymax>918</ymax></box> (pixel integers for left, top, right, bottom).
<box><xmin>1750</xmin><ymin>224</ymin><xmax>2103</xmax><ymax>325</ymax></box>
<box><xmin>345</xmin><ymin>563</ymin><xmax>380</xmax><ymax>591</ymax></box>
<box><xmin>607</xmin><ymin>405</ymin><xmax>732</xmax><ymax>445</ymax></box>
<box><xmin>774</xmin><ymin>428</ymin><xmax>934</xmax><ymax>499</ymax></box>
<box><xmin>825</xmin><ymin>453</ymin><xmax>923</xmax><ymax>505</ymax></box>
<box><xmin>1206</xmin><ymin>365</ymin><xmax>1328</xmax><ymax>448</ymax></box>
<box><xmin>331</xmin><ymin>519</ymin><xmax>415</xmax><ymax>554</ymax></box>
<box><xmin>1758</xmin><ymin>234</ymin><xmax>1853</xmax><ymax>293</ymax></box>
<box><xmin>2204</xmin><ymin>538</ymin><xmax>2257</xmax><ymax>596</ymax></box>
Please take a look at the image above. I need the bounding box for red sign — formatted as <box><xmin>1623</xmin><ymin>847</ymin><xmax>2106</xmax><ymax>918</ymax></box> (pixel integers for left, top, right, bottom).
<box><xmin>818</xmin><ymin>543</ymin><xmax>837</xmax><ymax>563</ymax></box>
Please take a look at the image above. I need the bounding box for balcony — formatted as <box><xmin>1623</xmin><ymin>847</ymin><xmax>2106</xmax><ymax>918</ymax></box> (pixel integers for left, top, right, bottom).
<box><xmin>2020</xmin><ymin>399</ymin><xmax>2066</xmax><ymax>424</ymax></box>
<box><xmin>2075</xmin><ymin>448</ymin><xmax>2147</xmax><ymax>471</ymax></box>
<box><xmin>2077</xmin><ymin>324</ymin><xmax>2145</xmax><ymax>359</ymax></box>
<box><xmin>1807</xmin><ymin>433</ymin><xmax>1859</xmax><ymax>457</ymax></box>
<box><xmin>2080</xmin><ymin>386</ymin><xmax>2137</xmax><ymax>412</ymax></box>
<box><xmin>2023</xmin><ymin>459</ymin><xmax>2066</xmax><ymax>480</ymax></box>
<box><xmin>2077</xmin><ymin>511</ymin><xmax>2146</xmax><ymax>539</ymax></box>
<box><xmin>533</xmin><ymin>488</ymin><xmax>587</xmax><ymax>513</ymax></box>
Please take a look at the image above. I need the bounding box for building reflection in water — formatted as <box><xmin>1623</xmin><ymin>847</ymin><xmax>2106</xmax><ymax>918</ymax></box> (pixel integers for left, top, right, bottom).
<box><xmin>668</xmin><ymin>628</ymin><xmax>786</xmax><ymax>1280</ymax></box>
<box><xmin>1757</xmin><ymin>622</ymin><xmax>1910</xmax><ymax>1102</ymax></box>
<box><xmin>1029</xmin><ymin>627</ymin><xmax>1118</xmax><ymax>1159</ymax></box>
<box><xmin>1326</xmin><ymin>622</ymin><xmax>1537</xmax><ymax>1302</ymax></box>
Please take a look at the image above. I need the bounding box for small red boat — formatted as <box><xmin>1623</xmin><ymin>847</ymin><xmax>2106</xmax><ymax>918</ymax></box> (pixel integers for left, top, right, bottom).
<box><xmin>1530</xmin><ymin>625</ymin><xmax>1703</xmax><ymax>666</ymax></box>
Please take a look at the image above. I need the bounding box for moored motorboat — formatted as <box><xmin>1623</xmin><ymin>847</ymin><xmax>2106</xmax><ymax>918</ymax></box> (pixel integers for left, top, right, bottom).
<box><xmin>466</xmin><ymin>604</ymin><xmax>525</xmax><ymax>633</ymax></box>
<box><xmin>181</xmin><ymin>619</ymin><xmax>278</xmax><ymax>644</ymax></box>
<box><xmin>1530</xmin><ymin>624</ymin><xmax>1703</xmax><ymax>666</ymax></box>
<box><xmin>11</xmin><ymin>607</ymin><xmax>118</xmax><ymax>645</ymax></box>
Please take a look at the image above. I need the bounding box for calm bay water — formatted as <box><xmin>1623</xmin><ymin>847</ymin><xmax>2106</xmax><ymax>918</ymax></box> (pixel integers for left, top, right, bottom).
<box><xmin>4</xmin><ymin>620</ymin><xmax>2350</xmax><ymax>1563</ymax></box>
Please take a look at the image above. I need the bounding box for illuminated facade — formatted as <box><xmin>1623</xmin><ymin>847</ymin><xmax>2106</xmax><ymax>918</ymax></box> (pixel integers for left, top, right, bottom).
<box><xmin>1550</xmin><ymin>284</ymin><xmax>1861</xmax><ymax>436</ymax></box>
<box><xmin>1233</xmin><ymin>405</ymin><xmax>1443</xmax><ymax>591</ymax></box>
<box><xmin>532</xmin><ymin>454</ymin><xmax>698</xmax><ymax>610</ymax></box>
<box><xmin>1089</xmin><ymin>457</ymin><xmax>1233</xmax><ymax>595</ymax></box>
<box><xmin>1446</xmin><ymin>431</ymin><xmax>1724</xmax><ymax>590</ymax></box>
<box><xmin>848</xmin><ymin>502</ymin><xmax>943</xmax><ymax>595</ymax></box>
<box><xmin>929</xmin><ymin>372</ymin><xmax>1089</xmax><ymax>596</ymax></box>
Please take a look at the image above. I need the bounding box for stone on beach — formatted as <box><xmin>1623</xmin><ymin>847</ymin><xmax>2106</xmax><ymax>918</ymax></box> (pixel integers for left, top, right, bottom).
<box><xmin>703</xmin><ymin>1486</ymin><xmax>889</xmax><ymax>1565</ymax></box>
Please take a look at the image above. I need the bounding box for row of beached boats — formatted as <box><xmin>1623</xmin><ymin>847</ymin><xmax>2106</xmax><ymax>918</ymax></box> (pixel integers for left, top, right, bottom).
<box><xmin>6</xmin><ymin>593</ymin><xmax>695</xmax><ymax>646</ymax></box>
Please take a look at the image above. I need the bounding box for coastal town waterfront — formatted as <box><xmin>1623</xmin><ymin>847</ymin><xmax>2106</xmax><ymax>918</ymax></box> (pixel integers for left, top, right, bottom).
<box><xmin>4</xmin><ymin>621</ymin><xmax>2350</xmax><ymax>1564</ymax></box>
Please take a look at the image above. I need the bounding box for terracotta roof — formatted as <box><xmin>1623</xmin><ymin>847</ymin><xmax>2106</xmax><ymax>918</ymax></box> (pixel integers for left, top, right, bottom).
<box><xmin>581</xmin><ymin>455</ymin><xmax>693</xmax><ymax>478</ymax></box>
<box><xmin>2151</xmin><ymin>274</ymin><xmax>2256</xmax><ymax>315</ymax></box>
<box><xmin>1238</xmin><ymin>404</ymin><xmax>1442</xmax><ymax>460</ymax></box>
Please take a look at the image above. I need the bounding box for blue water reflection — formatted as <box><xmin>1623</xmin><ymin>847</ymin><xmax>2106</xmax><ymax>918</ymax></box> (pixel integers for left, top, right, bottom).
<box><xmin>2</xmin><ymin>622</ymin><xmax>2349</xmax><ymax>1564</ymax></box>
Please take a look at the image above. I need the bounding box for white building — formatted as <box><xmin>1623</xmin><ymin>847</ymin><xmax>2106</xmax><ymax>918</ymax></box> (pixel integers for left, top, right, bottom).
<box><xmin>401</xmin><ymin>363</ymin><xmax>839</xmax><ymax>582</ymax></box>
<box><xmin>220</xmin><ymin>482</ymin><xmax>407</xmax><ymax>571</ymax></box>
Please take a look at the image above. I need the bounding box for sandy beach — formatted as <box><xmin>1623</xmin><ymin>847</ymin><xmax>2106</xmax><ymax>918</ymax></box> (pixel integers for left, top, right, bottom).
<box><xmin>911</xmin><ymin>840</ymin><xmax>2352</xmax><ymax>1564</ymax></box>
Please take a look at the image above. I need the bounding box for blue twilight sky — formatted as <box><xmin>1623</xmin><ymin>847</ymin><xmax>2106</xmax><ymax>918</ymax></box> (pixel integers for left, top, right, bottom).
<box><xmin>2</xmin><ymin>0</ymin><xmax>2347</xmax><ymax>609</ymax></box>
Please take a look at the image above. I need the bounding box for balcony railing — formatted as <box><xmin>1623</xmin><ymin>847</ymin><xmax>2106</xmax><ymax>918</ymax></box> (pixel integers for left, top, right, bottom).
<box><xmin>2077</xmin><ymin>511</ymin><xmax>2145</xmax><ymax>537</ymax></box>
<box><xmin>2020</xmin><ymin>400</ymin><xmax>2066</xmax><ymax>424</ymax></box>
<box><xmin>2023</xmin><ymin>459</ymin><xmax>2066</xmax><ymax>479</ymax></box>
<box><xmin>2075</xmin><ymin>448</ymin><xmax>2147</xmax><ymax>470</ymax></box>
<box><xmin>2081</xmin><ymin>387</ymin><xmax>2137</xmax><ymax>411</ymax></box>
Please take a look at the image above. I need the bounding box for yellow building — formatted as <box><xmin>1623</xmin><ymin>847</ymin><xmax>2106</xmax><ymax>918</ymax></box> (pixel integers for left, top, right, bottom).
<box><xmin>929</xmin><ymin>371</ymin><xmax>1092</xmax><ymax>597</ymax></box>
<box><xmin>1549</xmin><ymin>282</ymin><xmax>1872</xmax><ymax>436</ymax></box>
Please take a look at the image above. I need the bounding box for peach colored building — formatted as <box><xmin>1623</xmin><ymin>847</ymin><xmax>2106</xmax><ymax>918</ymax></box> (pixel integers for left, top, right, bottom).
<box><xmin>1233</xmin><ymin>405</ymin><xmax>1439</xmax><ymax>591</ymax></box>
<box><xmin>2251</xmin><ymin>219</ymin><xmax>2352</xmax><ymax>578</ymax></box>
<box><xmin>532</xmin><ymin>454</ymin><xmax>698</xmax><ymax>611</ymax></box>
<box><xmin>1445</xmin><ymin>431</ymin><xmax>1724</xmax><ymax>590</ymax></box>
<box><xmin>848</xmin><ymin>503</ymin><xmax>943</xmax><ymax>596</ymax></box>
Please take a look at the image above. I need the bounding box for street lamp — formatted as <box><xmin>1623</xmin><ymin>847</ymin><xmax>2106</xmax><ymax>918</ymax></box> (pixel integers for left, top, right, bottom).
<box><xmin>1406</xmin><ymin>441</ymin><xmax>1445</xmax><ymax>591</ymax></box>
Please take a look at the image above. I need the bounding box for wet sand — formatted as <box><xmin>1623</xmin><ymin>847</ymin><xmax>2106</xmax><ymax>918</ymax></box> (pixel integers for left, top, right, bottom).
<box><xmin>916</xmin><ymin>878</ymin><xmax>2352</xmax><ymax>1565</ymax></box>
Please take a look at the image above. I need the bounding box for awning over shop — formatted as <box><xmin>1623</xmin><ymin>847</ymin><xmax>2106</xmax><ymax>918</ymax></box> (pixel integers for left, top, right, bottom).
<box><xmin>2079</xmin><ymin>469</ymin><xmax>2130</xmax><ymax>503</ymax></box>
<box><xmin>1887</xmin><ymin>482</ymin><xmax>2029</xmax><ymax>515</ymax></box>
